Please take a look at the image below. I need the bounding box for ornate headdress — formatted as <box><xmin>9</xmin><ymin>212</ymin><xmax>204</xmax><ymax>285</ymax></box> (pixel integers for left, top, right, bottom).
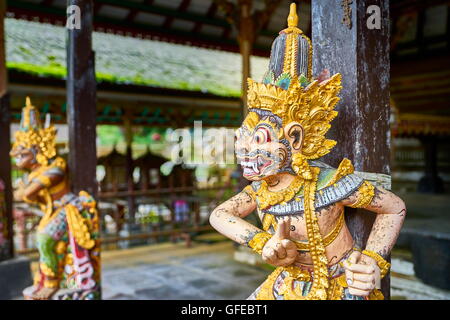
<box><xmin>13</xmin><ymin>97</ymin><xmax>57</xmax><ymax>166</ymax></box>
<box><xmin>246</xmin><ymin>3</ymin><xmax>342</xmax><ymax>162</ymax></box>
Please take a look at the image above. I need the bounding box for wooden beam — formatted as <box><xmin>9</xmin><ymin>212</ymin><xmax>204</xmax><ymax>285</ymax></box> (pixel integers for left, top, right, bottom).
<box><xmin>125</xmin><ymin>0</ymin><xmax>154</xmax><ymax>22</ymax></box>
<box><xmin>391</xmin><ymin>0</ymin><xmax>450</xmax><ymax>15</ymax></box>
<box><xmin>66</xmin><ymin>0</ymin><xmax>98</xmax><ymax>197</ymax></box>
<box><xmin>93</xmin><ymin>1</ymin><xmax>103</xmax><ymax>15</ymax></box>
<box><xmin>391</xmin><ymin>55</ymin><xmax>450</xmax><ymax>76</ymax></box>
<box><xmin>7</xmin><ymin>0</ymin><xmax>267</xmax><ymax>52</ymax></box>
<box><xmin>6</xmin><ymin>0</ymin><xmax>273</xmax><ymax>55</ymax></box>
<box><xmin>0</xmin><ymin>0</ymin><xmax>13</xmax><ymax>260</ymax></box>
<box><xmin>163</xmin><ymin>0</ymin><xmax>191</xmax><ymax>29</ymax></box>
<box><xmin>221</xmin><ymin>27</ymin><xmax>231</xmax><ymax>39</ymax></box>
<box><xmin>392</xmin><ymin>87</ymin><xmax>450</xmax><ymax>99</ymax></box>
<box><xmin>96</xmin><ymin>0</ymin><xmax>229</xmax><ymax>28</ymax></box>
<box><xmin>392</xmin><ymin>99</ymin><xmax>450</xmax><ymax>114</ymax></box>
<box><xmin>253</xmin><ymin>0</ymin><xmax>283</xmax><ymax>32</ymax></box>
<box><xmin>312</xmin><ymin>0</ymin><xmax>391</xmax><ymax>298</ymax></box>
<box><xmin>192</xmin><ymin>1</ymin><xmax>218</xmax><ymax>33</ymax></box>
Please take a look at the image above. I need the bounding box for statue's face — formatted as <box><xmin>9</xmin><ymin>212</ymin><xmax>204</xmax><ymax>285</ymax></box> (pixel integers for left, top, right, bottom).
<box><xmin>10</xmin><ymin>145</ymin><xmax>37</xmax><ymax>170</ymax></box>
<box><xmin>235</xmin><ymin>112</ymin><xmax>292</xmax><ymax>181</ymax></box>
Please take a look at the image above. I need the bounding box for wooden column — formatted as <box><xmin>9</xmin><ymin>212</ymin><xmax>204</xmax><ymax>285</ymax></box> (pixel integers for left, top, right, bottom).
<box><xmin>216</xmin><ymin>0</ymin><xmax>282</xmax><ymax>117</ymax></box>
<box><xmin>0</xmin><ymin>0</ymin><xmax>13</xmax><ymax>260</ymax></box>
<box><xmin>66</xmin><ymin>0</ymin><xmax>98</xmax><ymax>197</ymax></box>
<box><xmin>418</xmin><ymin>136</ymin><xmax>444</xmax><ymax>193</ymax></box>
<box><xmin>124</xmin><ymin>115</ymin><xmax>135</xmax><ymax>220</ymax></box>
<box><xmin>312</xmin><ymin>0</ymin><xmax>391</xmax><ymax>297</ymax></box>
<box><xmin>238</xmin><ymin>0</ymin><xmax>253</xmax><ymax>117</ymax></box>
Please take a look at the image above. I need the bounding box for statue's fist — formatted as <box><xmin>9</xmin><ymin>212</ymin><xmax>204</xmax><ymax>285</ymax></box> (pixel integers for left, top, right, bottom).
<box><xmin>343</xmin><ymin>251</ymin><xmax>381</xmax><ymax>297</ymax></box>
<box><xmin>261</xmin><ymin>217</ymin><xmax>297</xmax><ymax>267</ymax></box>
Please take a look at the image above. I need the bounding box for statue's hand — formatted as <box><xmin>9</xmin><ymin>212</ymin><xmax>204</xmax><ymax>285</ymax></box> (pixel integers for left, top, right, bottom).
<box><xmin>13</xmin><ymin>189</ymin><xmax>25</xmax><ymax>202</ymax></box>
<box><xmin>261</xmin><ymin>217</ymin><xmax>297</xmax><ymax>267</ymax></box>
<box><xmin>13</xmin><ymin>180</ymin><xmax>26</xmax><ymax>201</ymax></box>
<box><xmin>343</xmin><ymin>251</ymin><xmax>381</xmax><ymax>297</ymax></box>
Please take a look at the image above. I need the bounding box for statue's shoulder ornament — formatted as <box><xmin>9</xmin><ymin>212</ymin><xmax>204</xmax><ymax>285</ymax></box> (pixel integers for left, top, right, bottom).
<box><xmin>242</xmin><ymin>181</ymin><xmax>262</xmax><ymax>201</ymax></box>
<box><xmin>323</xmin><ymin>158</ymin><xmax>354</xmax><ymax>188</ymax></box>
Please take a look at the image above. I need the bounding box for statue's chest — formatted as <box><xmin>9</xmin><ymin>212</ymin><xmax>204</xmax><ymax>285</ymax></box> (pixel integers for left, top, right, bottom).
<box><xmin>258</xmin><ymin>201</ymin><xmax>344</xmax><ymax>245</ymax></box>
<box><xmin>255</xmin><ymin>174</ymin><xmax>358</xmax><ymax>236</ymax></box>
<box><xmin>257</xmin><ymin>200</ymin><xmax>339</xmax><ymax>225</ymax></box>
<box><xmin>256</xmin><ymin>172</ymin><xmax>362</xmax><ymax>217</ymax></box>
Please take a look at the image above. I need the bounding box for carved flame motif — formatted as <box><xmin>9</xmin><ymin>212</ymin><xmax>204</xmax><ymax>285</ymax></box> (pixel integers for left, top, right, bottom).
<box><xmin>13</xmin><ymin>97</ymin><xmax>57</xmax><ymax>166</ymax></box>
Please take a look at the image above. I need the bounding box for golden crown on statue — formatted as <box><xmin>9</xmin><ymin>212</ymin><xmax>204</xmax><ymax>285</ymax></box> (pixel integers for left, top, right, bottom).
<box><xmin>13</xmin><ymin>97</ymin><xmax>57</xmax><ymax>166</ymax></box>
<box><xmin>245</xmin><ymin>3</ymin><xmax>343</xmax><ymax>160</ymax></box>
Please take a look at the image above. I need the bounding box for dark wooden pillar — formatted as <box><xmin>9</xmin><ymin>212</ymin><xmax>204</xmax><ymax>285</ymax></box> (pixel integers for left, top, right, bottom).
<box><xmin>0</xmin><ymin>0</ymin><xmax>13</xmax><ymax>260</ymax></box>
<box><xmin>238</xmin><ymin>0</ymin><xmax>253</xmax><ymax>117</ymax></box>
<box><xmin>124</xmin><ymin>115</ymin><xmax>135</xmax><ymax>220</ymax></box>
<box><xmin>312</xmin><ymin>0</ymin><xmax>391</xmax><ymax>298</ymax></box>
<box><xmin>66</xmin><ymin>0</ymin><xmax>98</xmax><ymax>197</ymax></box>
<box><xmin>216</xmin><ymin>0</ymin><xmax>282</xmax><ymax>117</ymax></box>
<box><xmin>418</xmin><ymin>136</ymin><xmax>444</xmax><ymax>193</ymax></box>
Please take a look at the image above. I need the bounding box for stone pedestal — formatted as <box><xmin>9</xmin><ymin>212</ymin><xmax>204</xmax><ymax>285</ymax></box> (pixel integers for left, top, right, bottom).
<box><xmin>0</xmin><ymin>256</ymin><xmax>32</xmax><ymax>300</ymax></box>
<box><xmin>22</xmin><ymin>286</ymin><xmax>100</xmax><ymax>300</ymax></box>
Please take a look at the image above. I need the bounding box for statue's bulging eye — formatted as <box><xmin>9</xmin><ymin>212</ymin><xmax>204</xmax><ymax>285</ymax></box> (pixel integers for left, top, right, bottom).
<box><xmin>253</xmin><ymin>127</ymin><xmax>271</xmax><ymax>144</ymax></box>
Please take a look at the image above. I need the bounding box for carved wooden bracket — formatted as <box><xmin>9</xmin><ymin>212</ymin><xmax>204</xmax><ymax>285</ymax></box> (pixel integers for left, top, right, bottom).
<box><xmin>341</xmin><ymin>0</ymin><xmax>353</xmax><ymax>29</ymax></box>
<box><xmin>214</xmin><ymin>0</ymin><xmax>283</xmax><ymax>46</ymax></box>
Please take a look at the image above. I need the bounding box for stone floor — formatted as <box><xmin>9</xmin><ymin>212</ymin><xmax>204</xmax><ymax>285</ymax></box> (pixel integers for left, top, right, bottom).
<box><xmin>101</xmin><ymin>240</ymin><xmax>450</xmax><ymax>300</ymax></box>
<box><xmin>390</xmin><ymin>257</ymin><xmax>450</xmax><ymax>300</ymax></box>
<box><xmin>398</xmin><ymin>192</ymin><xmax>450</xmax><ymax>238</ymax></box>
<box><xmin>101</xmin><ymin>242</ymin><xmax>267</xmax><ymax>300</ymax></box>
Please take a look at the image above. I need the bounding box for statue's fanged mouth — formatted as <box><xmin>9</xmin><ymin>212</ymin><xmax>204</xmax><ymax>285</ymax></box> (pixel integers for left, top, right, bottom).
<box><xmin>240</xmin><ymin>156</ymin><xmax>272</xmax><ymax>177</ymax></box>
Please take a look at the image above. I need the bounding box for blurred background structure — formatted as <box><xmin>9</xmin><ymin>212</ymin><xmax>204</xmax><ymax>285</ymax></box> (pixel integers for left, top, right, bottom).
<box><xmin>0</xmin><ymin>0</ymin><xmax>449</xmax><ymax>300</ymax></box>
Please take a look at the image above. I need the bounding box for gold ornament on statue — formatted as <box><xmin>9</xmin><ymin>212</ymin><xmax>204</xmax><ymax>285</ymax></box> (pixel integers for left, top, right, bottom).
<box><xmin>246</xmin><ymin>3</ymin><xmax>342</xmax><ymax>163</ymax></box>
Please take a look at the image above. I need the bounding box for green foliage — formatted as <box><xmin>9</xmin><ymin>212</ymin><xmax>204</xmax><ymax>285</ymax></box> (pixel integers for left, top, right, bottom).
<box><xmin>97</xmin><ymin>125</ymin><xmax>124</xmax><ymax>146</ymax></box>
<box><xmin>7</xmin><ymin>61</ymin><xmax>66</xmax><ymax>79</ymax></box>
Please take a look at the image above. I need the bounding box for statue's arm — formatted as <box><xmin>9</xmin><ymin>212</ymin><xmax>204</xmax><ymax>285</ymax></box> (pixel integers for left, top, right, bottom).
<box><xmin>209</xmin><ymin>190</ymin><xmax>262</xmax><ymax>246</ymax></box>
<box><xmin>13</xmin><ymin>180</ymin><xmax>28</xmax><ymax>201</ymax></box>
<box><xmin>338</xmin><ymin>185</ymin><xmax>405</xmax><ymax>296</ymax></box>
<box><xmin>18</xmin><ymin>171</ymin><xmax>64</xmax><ymax>203</ymax></box>
<box><xmin>342</xmin><ymin>185</ymin><xmax>406</xmax><ymax>258</ymax></box>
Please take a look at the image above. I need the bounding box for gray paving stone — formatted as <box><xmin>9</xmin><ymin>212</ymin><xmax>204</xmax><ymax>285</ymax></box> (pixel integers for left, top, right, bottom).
<box><xmin>102</xmin><ymin>252</ymin><xmax>267</xmax><ymax>300</ymax></box>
